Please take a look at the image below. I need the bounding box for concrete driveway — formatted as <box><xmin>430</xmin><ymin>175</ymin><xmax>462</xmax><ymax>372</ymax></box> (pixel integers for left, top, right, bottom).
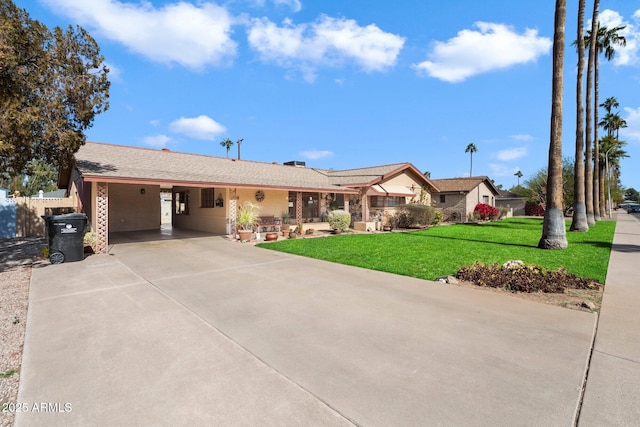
<box><xmin>17</xmin><ymin>234</ymin><xmax>596</xmax><ymax>426</ymax></box>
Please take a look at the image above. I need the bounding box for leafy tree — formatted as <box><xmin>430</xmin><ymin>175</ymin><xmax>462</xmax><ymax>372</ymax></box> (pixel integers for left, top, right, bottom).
<box><xmin>220</xmin><ymin>138</ymin><xmax>233</xmax><ymax>158</ymax></box>
<box><xmin>539</xmin><ymin>0</ymin><xmax>568</xmax><ymax>249</ymax></box>
<box><xmin>624</xmin><ymin>188</ymin><xmax>639</xmax><ymax>202</ymax></box>
<box><xmin>0</xmin><ymin>0</ymin><xmax>110</xmax><ymax>178</ymax></box>
<box><xmin>465</xmin><ymin>143</ymin><xmax>477</xmax><ymax>177</ymax></box>
<box><xmin>16</xmin><ymin>159</ymin><xmax>58</xmax><ymax>196</ymax></box>
<box><xmin>570</xmin><ymin>0</ymin><xmax>588</xmax><ymax>232</ymax></box>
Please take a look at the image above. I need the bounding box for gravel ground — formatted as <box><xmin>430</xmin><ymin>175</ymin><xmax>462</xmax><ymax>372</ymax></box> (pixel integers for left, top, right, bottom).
<box><xmin>0</xmin><ymin>238</ymin><xmax>45</xmax><ymax>427</ymax></box>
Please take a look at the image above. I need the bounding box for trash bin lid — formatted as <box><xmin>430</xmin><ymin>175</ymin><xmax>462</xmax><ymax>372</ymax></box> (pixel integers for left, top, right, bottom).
<box><xmin>50</xmin><ymin>213</ymin><xmax>87</xmax><ymax>220</ymax></box>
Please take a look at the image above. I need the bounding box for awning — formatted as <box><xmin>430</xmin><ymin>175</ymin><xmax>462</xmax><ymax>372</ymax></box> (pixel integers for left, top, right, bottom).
<box><xmin>366</xmin><ymin>184</ymin><xmax>416</xmax><ymax>197</ymax></box>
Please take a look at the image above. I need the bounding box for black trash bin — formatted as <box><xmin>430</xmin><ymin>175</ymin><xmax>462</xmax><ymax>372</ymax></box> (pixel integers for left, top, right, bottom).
<box><xmin>42</xmin><ymin>213</ymin><xmax>88</xmax><ymax>264</ymax></box>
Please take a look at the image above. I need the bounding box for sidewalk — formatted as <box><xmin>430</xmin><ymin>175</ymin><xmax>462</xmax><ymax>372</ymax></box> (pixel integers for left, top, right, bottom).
<box><xmin>578</xmin><ymin>211</ymin><xmax>640</xmax><ymax>425</ymax></box>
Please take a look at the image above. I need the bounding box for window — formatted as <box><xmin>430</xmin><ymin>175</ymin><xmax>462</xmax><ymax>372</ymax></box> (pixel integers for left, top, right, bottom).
<box><xmin>201</xmin><ymin>188</ymin><xmax>215</xmax><ymax>208</ymax></box>
<box><xmin>370</xmin><ymin>196</ymin><xmax>404</xmax><ymax>207</ymax></box>
<box><xmin>440</xmin><ymin>195</ymin><xmax>446</xmax><ymax>203</ymax></box>
<box><xmin>175</xmin><ymin>191</ymin><xmax>190</xmax><ymax>215</ymax></box>
<box><xmin>483</xmin><ymin>195</ymin><xmax>489</xmax><ymax>204</ymax></box>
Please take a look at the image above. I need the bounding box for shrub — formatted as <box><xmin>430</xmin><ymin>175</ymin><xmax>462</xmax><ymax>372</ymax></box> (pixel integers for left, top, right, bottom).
<box><xmin>456</xmin><ymin>262</ymin><xmax>599</xmax><ymax>293</ymax></box>
<box><xmin>393</xmin><ymin>204</ymin><xmax>439</xmax><ymax>228</ymax></box>
<box><xmin>327</xmin><ymin>210</ymin><xmax>351</xmax><ymax>231</ymax></box>
<box><xmin>498</xmin><ymin>207</ymin><xmax>509</xmax><ymax>219</ymax></box>
<box><xmin>525</xmin><ymin>201</ymin><xmax>545</xmax><ymax>216</ymax></box>
<box><xmin>432</xmin><ymin>210</ymin><xmax>444</xmax><ymax>225</ymax></box>
<box><xmin>473</xmin><ymin>203</ymin><xmax>499</xmax><ymax>220</ymax></box>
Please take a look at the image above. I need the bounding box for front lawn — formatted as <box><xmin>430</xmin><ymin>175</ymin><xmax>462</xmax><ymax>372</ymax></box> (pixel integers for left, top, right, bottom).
<box><xmin>258</xmin><ymin>218</ymin><xmax>616</xmax><ymax>283</ymax></box>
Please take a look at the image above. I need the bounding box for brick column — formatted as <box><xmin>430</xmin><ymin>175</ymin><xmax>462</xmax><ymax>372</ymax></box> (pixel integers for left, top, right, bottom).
<box><xmin>296</xmin><ymin>191</ymin><xmax>303</xmax><ymax>224</ymax></box>
<box><xmin>228</xmin><ymin>189</ymin><xmax>237</xmax><ymax>235</ymax></box>
<box><xmin>96</xmin><ymin>182</ymin><xmax>109</xmax><ymax>254</ymax></box>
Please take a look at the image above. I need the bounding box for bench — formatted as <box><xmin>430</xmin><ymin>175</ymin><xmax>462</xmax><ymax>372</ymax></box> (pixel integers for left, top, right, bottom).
<box><xmin>257</xmin><ymin>216</ymin><xmax>281</xmax><ymax>233</ymax></box>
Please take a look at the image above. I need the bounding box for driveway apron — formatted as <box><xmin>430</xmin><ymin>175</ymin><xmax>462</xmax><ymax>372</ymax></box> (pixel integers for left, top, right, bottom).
<box><xmin>16</xmin><ymin>234</ymin><xmax>596</xmax><ymax>426</ymax></box>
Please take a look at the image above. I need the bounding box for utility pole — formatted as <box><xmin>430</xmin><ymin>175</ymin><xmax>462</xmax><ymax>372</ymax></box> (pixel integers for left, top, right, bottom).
<box><xmin>237</xmin><ymin>138</ymin><xmax>244</xmax><ymax>160</ymax></box>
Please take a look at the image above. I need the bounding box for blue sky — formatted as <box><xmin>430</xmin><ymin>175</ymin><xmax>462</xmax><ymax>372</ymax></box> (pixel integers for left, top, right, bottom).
<box><xmin>20</xmin><ymin>0</ymin><xmax>640</xmax><ymax>190</ymax></box>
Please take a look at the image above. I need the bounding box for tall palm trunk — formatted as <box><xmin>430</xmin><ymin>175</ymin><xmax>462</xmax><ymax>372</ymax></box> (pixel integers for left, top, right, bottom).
<box><xmin>571</xmin><ymin>0</ymin><xmax>588</xmax><ymax>232</ymax></box>
<box><xmin>593</xmin><ymin>63</ymin><xmax>601</xmax><ymax>220</ymax></box>
<box><xmin>539</xmin><ymin>0</ymin><xmax>568</xmax><ymax>250</ymax></box>
<box><xmin>584</xmin><ymin>0</ymin><xmax>598</xmax><ymax>225</ymax></box>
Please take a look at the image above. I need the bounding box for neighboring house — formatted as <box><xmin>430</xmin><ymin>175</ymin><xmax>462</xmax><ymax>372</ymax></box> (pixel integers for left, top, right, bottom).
<box><xmin>496</xmin><ymin>189</ymin><xmax>527</xmax><ymax>217</ymax></box>
<box><xmin>430</xmin><ymin>176</ymin><xmax>500</xmax><ymax>222</ymax></box>
<box><xmin>59</xmin><ymin>142</ymin><xmax>438</xmax><ymax>253</ymax></box>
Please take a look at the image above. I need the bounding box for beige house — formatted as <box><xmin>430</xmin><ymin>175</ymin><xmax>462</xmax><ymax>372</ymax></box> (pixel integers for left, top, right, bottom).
<box><xmin>59</xmin><ymin>142</ymin><xmax>437</xmax><ymax>253</ymax></box>
<box><xmin>430</xmin><ymin>176</ymin><xmax>500</xmax><ymax>222</ymax></box>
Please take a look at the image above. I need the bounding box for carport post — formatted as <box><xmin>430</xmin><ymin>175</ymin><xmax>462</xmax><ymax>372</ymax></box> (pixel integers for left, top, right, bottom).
<box><xmin>295</xmin><ymin>191</ymin><xmax>303</xmax><ymax>224</ymax></box>
<box><xmin>95</xmin><ymin>182</ymin><xmax>109</xmax><ymax>254</ymax></box>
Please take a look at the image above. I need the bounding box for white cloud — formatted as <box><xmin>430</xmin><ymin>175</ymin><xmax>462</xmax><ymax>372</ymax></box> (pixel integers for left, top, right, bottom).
<box><xmin>621</xmin><ymin>107</ymin><xmax>640</xmax><ymax>142</ymax></box>
<box><xmin>496</xmin><ymin>147</ymin><xmax>528</xmax><ymax>161</ymax></box>
<box><xmin>489</xmin><ymin>163</ymin><xmax>521</xmax><ymax>177</ymax></box>
<box><xmin>300</xmin><ymin>149</ymin><xmax>333</xmax><ymax>160</ymax></box>
<box><xmin>251</xmin><ymin>0</ymin><xmax>301</xmax><ymax>12</ymax></box>
<box><xmin>169</xmin><ymin>116</ymin><xmax>227</xmax><ymax>140</ymax></box>
<box><xmin>143</xmin><ymin>134</ymin><xmax>172</xmax><ymax>148</ymax></box>
<box><xmin>273</xmin><ymin>0</ymin><xmax>302</xmax><ymax>12</ymax></box>
<box><xmin>103</xmin><ymin>61</ymin><xmax>122</xmax><ymax>82</ymax></box>
<box><xmin>42</xmin><ymin>0</ymin><xmax>237</xmax><ymax>69</ymax></box>
<box><xmin>510</xmin><ymin>134</ymin><xmax>533</xmax><ymax>142</ymax></box>
<box><xmin>413</xmin><ymin>22</ymin><xmax>551</xmax><ymax>83</ymax></box>
<box><xmin>598</xmin><ymin>9</ymin><xmax>639</xmax><ymax>66</ymax></box>
<box><xmin>247</xmin><ymin>15</ymin><xmax>404</xmax><ymax>81</ymax></box>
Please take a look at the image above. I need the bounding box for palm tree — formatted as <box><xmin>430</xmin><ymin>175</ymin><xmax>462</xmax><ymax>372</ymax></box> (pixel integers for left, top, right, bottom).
<box><xmin>514</xmin><ymin>170</ymin><xmax>523</xmax><ymax>187</ymax></box>
<box><xmin>585</xmin><ymin>23</ymin><xmax>627</xmax><ymax>219</ymax></box>
<box><xmin>220</xmin><ymin>138</ymin><xmax>233</xmax><ymax>158</ymax></box>
<box><xmin>539</xmin><ymin>0</ymin><xmax>568</xmax><ymax>250</ymax></box>
<box><xmin>600</xmin><ymin>135</ymin><xmax>628</xmax><ymax>215</ymax></box>
<box><xmin>584</xmin><ymin>0</ymin><xmax>597</xmax><ymax>225</ymax></box>
<box><xmin>571</xmin><ymin>0</ymin><xmax>588</xmax><ymax>232</ymax></box>
<box><xmin>465</xmin><ymin>143</ymin><xmax>477</xmax><ymax>177</ymax></box>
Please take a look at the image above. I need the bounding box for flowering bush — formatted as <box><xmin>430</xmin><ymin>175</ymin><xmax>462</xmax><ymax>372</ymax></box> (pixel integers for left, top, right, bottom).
<box><xmin>473</xmin><ymin>203</ymin><xmax>499</xmax><ymax>220</ymax></box>
<box><xmin>525</xmin><ymin>201</ymin><xmax>545</xmax><ymax>216</ymax></box>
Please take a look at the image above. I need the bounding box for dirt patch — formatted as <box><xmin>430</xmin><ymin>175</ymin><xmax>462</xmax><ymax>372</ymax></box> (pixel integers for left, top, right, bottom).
<box><xmin>445</xmin><ymin>278</ymin><xmax>603</xmax><ymax>312</ymax></box>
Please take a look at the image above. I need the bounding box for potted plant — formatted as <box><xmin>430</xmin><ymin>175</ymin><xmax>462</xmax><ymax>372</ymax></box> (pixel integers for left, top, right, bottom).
<box><xmin>236</xmin><ymin>201</ymin><xmax>260</xmax><ymax>241</ymax></box>
<box><xmin>328</xmin><ymin>209</ymin><xmax>351</xmax><ymax>234</ymax></box>
<box><xmin>281</xmin><ymin>211</ymin><xmax>291</xmax><ymax>237</ymax></box>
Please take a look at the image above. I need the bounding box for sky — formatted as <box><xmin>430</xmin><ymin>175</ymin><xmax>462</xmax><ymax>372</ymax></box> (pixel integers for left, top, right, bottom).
<box><xmin>18</xmin><ymin>0</ymin><xmax>640</xmax><ymax>190</ymax></box>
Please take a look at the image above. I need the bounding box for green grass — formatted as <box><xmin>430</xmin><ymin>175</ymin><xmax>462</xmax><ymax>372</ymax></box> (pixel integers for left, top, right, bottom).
<box><xmin>258</xmin><ymin>218</ymin><xmax>616</xmax><ymax>283</ymax></box>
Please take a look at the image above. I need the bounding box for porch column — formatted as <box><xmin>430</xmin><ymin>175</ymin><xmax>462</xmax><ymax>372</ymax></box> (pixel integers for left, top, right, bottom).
<box><xmin>228</xmin><ymin>189</ymin><xmax>237</xmax><ymax>236</ymax></box>
<box><xmin>361</xmin><ymin>187</ymin><xmax>369</xmax><ymax>222</ymax></box>
<box><xmin>95</xmin><ymin>182</ymin><xmax>109</xmax><ymax>254</ymax></box>
<box><xmin>295</xmin><ymin>191</ymin><xmax>303</xmax><ymax>224</ymax></box>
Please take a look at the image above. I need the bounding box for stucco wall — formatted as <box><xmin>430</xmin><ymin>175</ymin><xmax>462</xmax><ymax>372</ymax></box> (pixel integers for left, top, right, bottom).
<box><xmin>108</xmin><ymin>184</ymin><xmax>160</xmax><ymax>232</ymax></box>
<box><xmin>172</xmin><ymin>186</ymin><xmax>227</xmax><ymax>234</ymax></box>
<box><xmin>236</xmin><ymin>188</ymin><xmax>288</xmax><ymax>218</ymax></box>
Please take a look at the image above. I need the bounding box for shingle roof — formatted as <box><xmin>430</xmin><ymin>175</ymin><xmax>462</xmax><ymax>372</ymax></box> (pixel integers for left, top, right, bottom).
<box><xmin>72</xmin><ymin>142</ymin><xmax>359</xmax><ymax>192</ymax></box>
<box><xmin>430</xmin><ymin>176</ymin><xmax>499</xmax><ymax>194</ymax></box>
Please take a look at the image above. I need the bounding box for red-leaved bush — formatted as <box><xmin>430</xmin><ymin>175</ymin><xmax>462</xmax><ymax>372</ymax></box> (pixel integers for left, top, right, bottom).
<box><xmin>525</xmin><ymin>201</ymin><xmax>545</xmax><ymax>216</ymax></box>
<box><xmin>473</xmin><ymin>203</ymin><xmax>499</xmax><ymax>220</ymax></box>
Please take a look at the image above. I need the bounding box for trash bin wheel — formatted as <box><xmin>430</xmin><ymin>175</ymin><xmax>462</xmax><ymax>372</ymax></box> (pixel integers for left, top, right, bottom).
<box><xmin>49</xmin><ymin>251</ymin><xmax>65</xmax><ymax>264</ymax></box>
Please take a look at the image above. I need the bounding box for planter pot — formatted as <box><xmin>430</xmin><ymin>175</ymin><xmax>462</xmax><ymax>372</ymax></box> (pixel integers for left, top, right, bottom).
<box><xmin>265</xmin><ymin>232</ymin><xmax>278</xmax><ymax>241</ymax></box>
<box><xmin>282</xmin><ymin>230</ymin><xmax>289</xmax><ymax>237</ymax></box>
<box><xmin>289</xmin><ymin>232</ymin><xmax>298</xmax><ymax>239</ymax></box>
<box><xmin>238</xmin><ymin>230</ymin><xmax>252</xmax><ymax>241</ymax></box>
<box><xmin>332</xmin><ymin>229</ymin><xmax>342</xmax><ymax>235</ymax></box>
